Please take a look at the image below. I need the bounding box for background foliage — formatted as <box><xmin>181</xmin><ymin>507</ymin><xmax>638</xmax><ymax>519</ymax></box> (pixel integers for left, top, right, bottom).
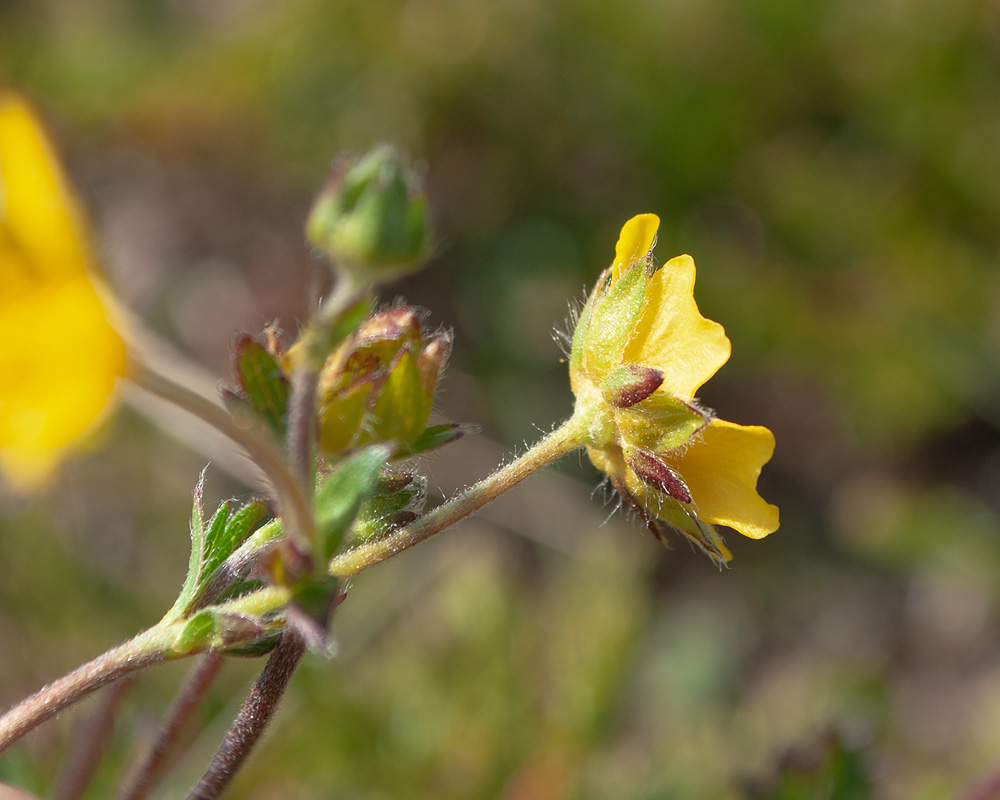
<box><xmin>3</xmin><ymin>0</ymin><xmax>1000</xmax><ymax>797</ymax></box>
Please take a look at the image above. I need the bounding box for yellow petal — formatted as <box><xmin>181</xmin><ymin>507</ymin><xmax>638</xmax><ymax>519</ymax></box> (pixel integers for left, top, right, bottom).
<box><xmin>668</xmin><ymin>419</ymin><xmax>779</xmax><ymax>539</ymax></box>
<box><xmin>0</xmin><ymin>92</ymin><xmax>126</xmax><ymax>490</ymax></box>
<box><xmin>624</xmin><ymin>254</ymin><xmax>731</xmax><ymax>399</ymax></box>
<box><xmin>612</xmin><ymin>214</ymin><xmax>659</xmax><ymax>280</ymax></box>
<box><xmin>1</xmin><ymin>276</ymin><xmax>127</xmax><ymax>489</ymax></box>
<box><xmin>0</xmin><ymin>92</ymin><xmax>92</xmax><ymax>282</ymax></box>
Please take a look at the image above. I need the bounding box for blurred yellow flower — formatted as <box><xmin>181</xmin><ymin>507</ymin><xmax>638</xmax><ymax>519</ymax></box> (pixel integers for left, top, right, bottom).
<box><xmin>0</xmin><ymin>92</ymin><xmax>126</xmax><ymax>490</ymax></box>
<box><xmin>570</xmin><ymin>214</ymin><xmax>778</xmax><ymax>564</ymax></box>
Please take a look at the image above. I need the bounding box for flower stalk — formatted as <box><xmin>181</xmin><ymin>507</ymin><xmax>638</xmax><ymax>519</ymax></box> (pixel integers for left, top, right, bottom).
<box><xmin>0</xmin><ymin>627</ymin><xmax>173</xmax><ymax>755</ymax></box>
<box><xmin>187</xmin><ymin>632</ymin><xmax>306</xmax><ymax>800</ymax></box>
<box><xmin>329</xmin><ymin>410</ymin><xmax>592</xmax><ymax>578</ymax></box>
<box><xmin>117</xmin><ymin>655</ymin><xmax>225</xmax><ymax>800</ymax></box>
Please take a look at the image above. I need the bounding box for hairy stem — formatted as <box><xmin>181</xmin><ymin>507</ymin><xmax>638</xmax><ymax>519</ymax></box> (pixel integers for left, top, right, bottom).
<box><xmin>284</xmin><ymin>277</ymin><xmax>367</xmax><ymax>554</ymax></box>
<box><xmin>53</xmin><ymin>677</ymin><xmax>135</xmax><ymax>800</ymax></box>
<box><xmin>117</xmin><ymin>655</ymin><xmax>224</xmax><ymax>800</ymax></box>
<box><xmin>0</xmin><ymin>627</ymin><xmax>173</xmax><ymax>755</ymax></box>
<box><xmin>329</xmin><ymin>413</ymin><xmax>588</xmax><ymax>578</ymax></box>
<box><xmin>187</xmin><ymin>632</ymin><xmax>306</xmax><ymax>800</ymax></box>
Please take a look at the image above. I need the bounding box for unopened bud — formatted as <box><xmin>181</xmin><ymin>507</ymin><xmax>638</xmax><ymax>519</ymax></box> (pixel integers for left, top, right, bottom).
<box><xmin>316</xmin><ymin>307</ymin><xmax>450</xmax><ymax>455</ymax></box>
<box><xmin>351</xmin><ymin>470</ymin><xmax>427</xmax><ymax>542</ymax></box>
<box><xmin>307</xmin><ymin>145</ymin><xmax>432</xmax><ymax>281</ymax></box>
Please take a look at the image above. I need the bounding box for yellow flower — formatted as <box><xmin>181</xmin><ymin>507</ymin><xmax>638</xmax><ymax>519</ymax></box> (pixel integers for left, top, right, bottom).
<box><xmin>0</xmin><ymin>92</ymin><xmax>127</xmax><ymax>490</ymax></box>
<box><xmin>570</xmin><ymin>214</ymin><xmax>778</xmax><ymax>564</ymax></box>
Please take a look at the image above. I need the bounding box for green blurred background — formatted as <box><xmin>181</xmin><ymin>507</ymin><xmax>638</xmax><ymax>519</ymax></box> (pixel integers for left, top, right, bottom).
<box><xmin>3</xmin><ymin>0</ymin><xmax>1000</xmax><ymax>797</ymax></box>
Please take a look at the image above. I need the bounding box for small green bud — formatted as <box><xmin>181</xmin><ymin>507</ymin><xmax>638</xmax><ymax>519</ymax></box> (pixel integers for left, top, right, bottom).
<box><xmin>307</xmin><ymin>145</ymin><xmax>432</xmax><ymax>281</ymax></box>
<box><xmin>350</xmin><ymin>468</ymin><xmax>426</xmax><ymax>543</ymax></box>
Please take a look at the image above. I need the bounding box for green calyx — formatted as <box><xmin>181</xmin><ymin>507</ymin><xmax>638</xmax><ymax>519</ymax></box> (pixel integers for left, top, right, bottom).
<box><xmin>316</xmin><ymin>307</ymin><xmax>451</xmax><ymax>456</ymax></box>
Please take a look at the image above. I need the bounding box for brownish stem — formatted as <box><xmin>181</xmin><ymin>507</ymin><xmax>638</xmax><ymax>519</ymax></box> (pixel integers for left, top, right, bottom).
<box><xmin>117</xmin><ymin>655</ymin><xmax>225</xmax><ymax>800</ymax></box>
<box><xmin>0</xmin><ymin>629</ymin><xmax>169</xmax><ymax>756</ymax></box>
<box><xmin>52</xmin><ymin>677</ymin><xmax>135</xmax><ymax>800</ymax></box>
<box><xmin>285</xmin><ymin>369</ymin><xmax>320</xmax><ymax>499</ymax></box>
<box><xmin>283</xmin><ymin>277</ymin><xmax>365</xmax><ymax>548</ymax></box>
<box><xmin>186</xmin><ymin>633</ymin><xmax>306</xmax><ymax>800</ymax></box>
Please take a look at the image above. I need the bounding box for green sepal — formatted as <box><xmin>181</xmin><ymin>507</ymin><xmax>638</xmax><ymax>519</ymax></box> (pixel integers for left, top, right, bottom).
<box><xmin>366</xmin><ymin>348</ymin><xmax>431</xmax><ymax>445</ymax></box>
<box><xmin>616</xmin><ymin>393</ymin><xmax>707</xmax><ymax>453</ymax></box>
<box><xmin>235</xmin><ymin>337</ymin><xmax>290</xmax><ymax>436</ymax></box>
<box><xmin>318</xmin><ymin>379</ymin><xmax>373</xmax><ymax>453</ymax></box>
<box><xmin>583</xmin><ymin>263</ymin><xmax>648</xmax><ymax>377</ymax></box>
<box><xmin>392</xmin><ymin>422</ymin><xmax>476</xmax><ymax>459</ymax></box>
<box><xmin>569</xmin><ymin>273</ymin><xmax>601</xmax><ymax>375</ymax></box>
<box><xmin>651</xmin><ymin>504</ymin><xmax>732</xmax><ymax>568</ymax></box>
<box><xmin>314</xmin><ymin>445</ymin><xmax>390</xmax><ymax>564</ymax></box>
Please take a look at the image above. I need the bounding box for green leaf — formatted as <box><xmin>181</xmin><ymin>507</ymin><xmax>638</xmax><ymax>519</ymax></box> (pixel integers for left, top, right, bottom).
<box><xmin>393</xmin><ymin>422</ymin><xmax>477</xmax><ymax>458</ymax></box>
<box><xmin>203</xmin><ymin>501</ymin><xmax>268</xmax><ymax>583</ymax></box>
<box><xmin>235</xmin><ymin>336</ymin><xmax>291</xmax><ymax>435</ymax></box>
<box><xmin>164</xmin><ymin>471</ymin><xmax>272</xmax><ymax>622</ymax></box>
<box><xmin>315</xmin><ymin>445</ymin><xmax>390</xmax><ymax>564</ymax></box>
<box><xmin>165</xmin><ymin>470</ymin><xmax>210</xmax><ymax>621</ymax></box>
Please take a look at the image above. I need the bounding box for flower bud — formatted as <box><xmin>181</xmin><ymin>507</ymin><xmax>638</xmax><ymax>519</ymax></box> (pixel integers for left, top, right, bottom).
<box><xmin>306</xmin><ymin>145</ymin><xmax>432</xmax><ymax>281</ymax></box>
<box><xmin>316</xmin><ymin>307</ymin><xmax>450</xmax><ymax>455</ymax></box>
<box><xmin>350</xmin><ymin>468</ymin><xmax>427</xmax><ymax>543</ymax></box>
